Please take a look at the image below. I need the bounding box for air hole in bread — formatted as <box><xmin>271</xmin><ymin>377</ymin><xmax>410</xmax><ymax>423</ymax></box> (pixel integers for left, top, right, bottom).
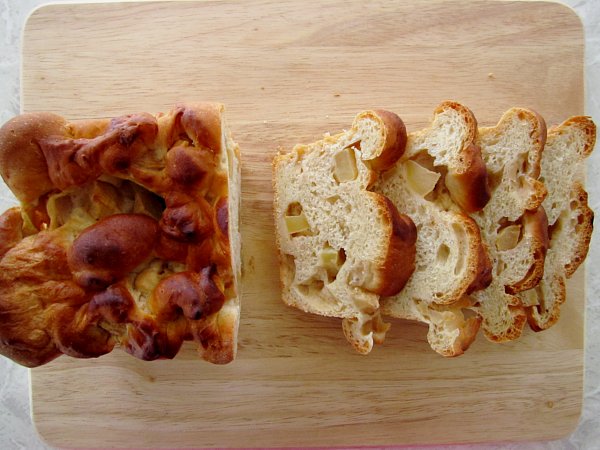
<box><xmin>436</xmin><ymin>244</ymin><xmax>450</xmax><ymax>264</ymax></box>
<box><xmin>461</xmin><ymin>307</ymin><xmax>477</xmax><ymax>319</ymax></box>
<box><xmin>496</xmin><ymin>260</ymin><xmax>506</xmax><ymax>276</ymax></box>
<box><xmin>495</xmin><ymin>217</ymin><xmax>524</xmax><ymax>251</ymax></box>
<box><xmin>488</xmin><ymin>169</ymin><xmax>503</xmax><ymax>192</ymax></box>
<box><xmin>347</xmin><ymin>260</ymin><xmax>375</xmax><ymax>291</ymax></box>
<box><xmin>520</xmin><ymin>156</ymin><xmax>530</xmax><ymax>176</ymax></box>
<box><xmin>326</xmin><ymin>195</ymin><xmax>341</xmax><ymax>204</ymax></box>
<box><xmin>286</xmin><ymin>202</ymin><xmax>303</xmax><ymax>216</ymax></box>
<box><xmin>520</xmin><ymin>287</ymin><xmax>539</xmax><ymax>307</ymax></box>
<box><xmin>282</xmin><ymin>254</ymin><xmax>296</xmax><ymax>286</ymax></box>
<box><xmin>534</xmin><ymin>285</ymin><xmax>546</xmax><ymax>313</ymax></box>
<box><xmin>297</xmin><ymin>278</ymin><xmax>325</xmax><ymax>296</ymax></box>
<box><xmin>496</xmin><ymin>223</ymin><xmax>522</xmax><ymax>251</ymax></box>
<box><xmin>411</xmin><ymin>150</ymin><xmax>436</xmax><ymax>171</ymax></box>
<box><xmin>569</xmin><ymin>199</ymin><xmax>579</xmax><ymax>211</ymax></box>
<box><xmin>451</xmin><ymin>223</ymin><xmax>466</xmax><ymax>275</ymax></box>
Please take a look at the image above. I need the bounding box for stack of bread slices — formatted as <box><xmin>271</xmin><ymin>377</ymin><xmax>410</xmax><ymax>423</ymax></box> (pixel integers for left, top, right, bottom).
<box><xmin>273</xmin><ymin>101</ymin><xmax>595</xmax><ymax>356</ymax></box>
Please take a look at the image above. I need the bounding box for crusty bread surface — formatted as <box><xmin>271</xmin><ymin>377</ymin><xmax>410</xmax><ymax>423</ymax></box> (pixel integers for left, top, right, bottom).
<box><xmin>273</xmin><ymin>110</ymin><xmax>417</xmax><ymax>354</ymax></box>
<box><xmin>0</xmin><ymin>103</ymin><xmax>241</xmax><ymax>367</ymax></box>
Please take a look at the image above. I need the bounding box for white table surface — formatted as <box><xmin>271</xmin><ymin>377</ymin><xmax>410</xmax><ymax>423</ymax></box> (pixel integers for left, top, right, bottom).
<box><xmin>1</xmin><ymin>0</ymin><xmax>599</xmax><ymax>448</ymax></box>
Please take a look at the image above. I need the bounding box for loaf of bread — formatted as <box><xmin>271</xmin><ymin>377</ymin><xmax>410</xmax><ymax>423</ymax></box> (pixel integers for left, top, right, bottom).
<box><xmin>376</xmin><ymin>101</ymin><xmax>491</xmax><ymax>356</ymax></box>
<box><xmin>520</xmin><ymin>116</ymin><xmax>595</xmax><ymax>330</ymax></box>
<box><xmin>0</xmin><ymin>103</ymin><xmax>241</xmax><ymax>367</ymax></box>
<box><xmin>272</xmin><ymin>110</ymin><xmax>417</xmax><ymax>354</ymax></box>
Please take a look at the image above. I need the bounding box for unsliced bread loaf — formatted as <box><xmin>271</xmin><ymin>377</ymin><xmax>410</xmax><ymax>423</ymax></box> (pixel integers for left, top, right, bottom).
<box><xmin>272</xmin><ymin>110</ymin><xmax>417</xmax><ymax>354</ymax></box>
<box><xmin>376</xmin><ymin>101</ymin><xmax>491</xmax><ymax>356</ymax></box>
<box><xmin>0</xmin><ymin>103</ymin><xmax>242</xmax><ymax>367</ymax></box>
<box><xmin>520</xmin><ymin>116</ymin><xmax>595</xmax><ymax>330</ymax></box>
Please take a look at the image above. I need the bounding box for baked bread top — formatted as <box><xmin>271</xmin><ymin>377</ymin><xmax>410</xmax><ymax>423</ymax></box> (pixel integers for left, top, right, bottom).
<box><xmin>272</xmin><ymin>110</ymin><xmax>417</xmax><ymax>354</ymax></box>
<box><xmin>0</xmin><ymin>103</ymin><xmax>241</xmax><ymax>367</ymax></box>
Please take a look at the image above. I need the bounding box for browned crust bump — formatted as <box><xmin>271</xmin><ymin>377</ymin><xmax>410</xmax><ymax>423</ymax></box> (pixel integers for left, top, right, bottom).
<box><xmin>506</xmin><ymin>207</ymin><xmax>550</xmax><ymax>294</ymax></box>
<box><xmin>361</xmin><ymin>109</ymin><xmax>408</xmax><ymax>172</ymax></box>
<box><xmin>369</xmin><ymin>194</ymin><xmax>417</xmax><ymax>297</ymax></box>
<box><xmin>435</xmin><ymin>101</ymin><xmax>490</xmax><ymax>213</ymax></box>
<box><xmin>0</xmin><ymin>112</ymin><xmax>64</xmax><ymax>204</ymax></box>
<box><xmin>461</xmin><ymin>214</ymin><xmax>493</xmax><ymax>296</ymax></box>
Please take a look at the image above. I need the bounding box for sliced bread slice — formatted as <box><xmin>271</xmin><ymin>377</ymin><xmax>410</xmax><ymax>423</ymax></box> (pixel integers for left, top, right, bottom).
<box><xmin>467</xmin><ymin>107</ymin><xmax>549</xmax><ymax>342</ymax></box>
<box><xmin>384</xmin><ymin>106</ymin><xmax>550</xmax><ymax>354</ymax></box>
<box><xmin>272</xmin><ymin>110</ymin><xmax>417</xmax><ymax>354</ymax></box>
<box><xmin>520</xmin><ymin>116</ymin><xmax>595</xmax><ymax>330</ymax></box>
<box><xmin>376</xmin><ymin>101</ymin><xmax>491</xmax><ymax>356</ymax></box>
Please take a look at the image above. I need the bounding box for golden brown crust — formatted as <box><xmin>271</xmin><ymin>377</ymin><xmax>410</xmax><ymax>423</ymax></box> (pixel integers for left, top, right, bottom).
<box><xmin>445</xmin><ymin>143</ymin><xmax>491</xmax><ymax>213</ymax></box>
<box><xmin>440</xmin><ymin>315</ymin><xmax>481</xmax><ymax>357</ymax></box>
<box><xmin>506</xmin><ymin>207</ymin><xmax>549</xmax><ymax>294</ymax></box>
<box><xmin>0</xmin><ymin>207</ymin><xmax>24</xmax><ymax>259</ymax></box>
<box><xmin>370</xmin><ymin>194</ymin><xmax>417</xmax><ymax>297</ymax></box>
<box><xmin>564</xmin><ymin>185</ymin><xmax>594</xmax><ymax>277</ymax></box>
<box><xmin>482</xmin><ymin>303</ymin><xmax>527</xmax><ymax>342</ymax></box>
<box><xmin>0</xmin><ymin>104</ymin><xmax>239</xmax><ymax>367</ymax></box>
<box><xmin>560</xmin><ymin>116</ymin><xmax>596</xmax><ymax>158</ymax></box>
<box><xmin>435</xmin><ymin>101</ymin><xmax>490</xmax><ymax>213</ymax></box>
<box><xmin>361</xmin><ymin>109</ymin><xmax>407</xmax><ymax>172</ymax></box>
<box><xmin>526</xmin><ymin>275</ymin><xmax>565</xmax><ymax>332</ymax></box>
<box><xmin>456</xmin><ymin>213</ymin><xmax>492</xmax><ymax>297</ymax></box>
<box><xmin>524</xmin><ymin>108</ymin><xmax>547</xmax><ymax>180</ymax></box>
<box><xmin>0</xmin><ymin>113</ymin><xmax>64</xmax><ymax>204</ymax></box>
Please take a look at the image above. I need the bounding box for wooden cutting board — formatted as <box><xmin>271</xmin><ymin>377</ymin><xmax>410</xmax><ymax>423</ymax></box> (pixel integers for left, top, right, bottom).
<box><xmin>21</xmin><ymin>0</ymin><xmax>586</xmax><ymax>447</ymax></box>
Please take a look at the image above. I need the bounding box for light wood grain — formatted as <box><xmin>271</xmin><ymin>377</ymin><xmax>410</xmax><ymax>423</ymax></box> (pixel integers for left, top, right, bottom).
<box><xmin>21</xmin><ymin>0</ymin><xmax>586</xmax><ymax>447</ymax></box>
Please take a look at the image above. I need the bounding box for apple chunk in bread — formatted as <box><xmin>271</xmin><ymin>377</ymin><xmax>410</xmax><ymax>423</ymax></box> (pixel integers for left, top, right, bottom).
<box><xmin>0</xmin><ymin>103</ymin><xmax>241</xmax><ymax>367</ymax></box>
<box><xmin>273</xmin><ymin>110</ymin><xmax>417</xmax><ymax>354</ymax></box>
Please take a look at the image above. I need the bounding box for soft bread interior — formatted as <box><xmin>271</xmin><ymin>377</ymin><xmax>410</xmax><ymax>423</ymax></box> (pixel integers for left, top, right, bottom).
<box><xmin>273</xmin><ymin>111</ymin><xmax>413</xmax><ymax>354</ymax></box>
